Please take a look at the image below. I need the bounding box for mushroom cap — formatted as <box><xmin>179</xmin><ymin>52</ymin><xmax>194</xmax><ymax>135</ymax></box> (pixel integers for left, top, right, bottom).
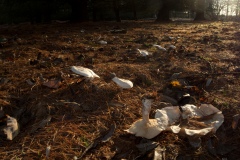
<box><xmin>125</xmin><ymin>119</ymin><xmax>163</xmax><ymax>139</ymax></box>
<box><xmin>153</xmin><ymin>44</ymin><xmax>167</xmax><ymax>51</ymax></box>
<box><xmin>180</xmin><ymin>104</ymin><xmax>221</xmax><ymax>119</ymax></box>
<box><xmin>165</xmin><ymin>44</ymin><xmax>176</xmax><ymax>50</ymax></box>
<box><xmin>184</xmin><ymin>127</ymin><xmax>213</xmax><ymax>136</ymax></box>
<box><xmin>155</xmin><ymin>106</ymin><xmax>181</xmax><ymax>128</ymax></box>
<box><xmin>111</xmin><ymin>76</ymin><xmax>133</xmax><ymax>89</ymax></box>
<box><xmin>171</xmin><ymin>104</ymin><xmax>224</xmax><ymax>136</ymax></box>
<box><xmin>137</xmin><ymin>49</ymin><xmax>149</xmax><ymax>56</ymax></box>
<box><xmin>154</xmin><ymin>104</ymin><xmax>224</xmax><ymax>140</ymax></box>
<box><xmin>71</xmin><ymin>66</ymin><xmax>100</xmax><ymax>79</ymax></box>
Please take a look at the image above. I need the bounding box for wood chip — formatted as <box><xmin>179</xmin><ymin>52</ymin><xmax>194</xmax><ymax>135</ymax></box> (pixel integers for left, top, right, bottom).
<box><xmin>30</xmin><ymin>115</ymin><xmax>52</xmax><ymax>133</ymax></box>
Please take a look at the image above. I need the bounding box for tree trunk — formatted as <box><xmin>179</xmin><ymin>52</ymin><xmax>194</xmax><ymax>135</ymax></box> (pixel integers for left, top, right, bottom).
<box><xmin>156</xmin><ymin>8</ymin><xmax>170</xmax><ymax>21</ymax></box>
<box><xmin>113</xmin><ymin>0</ymin><xmax>121</xmax><ymax>22</ymax></box>
<box><xmin>133</xmin><ymin>10</ymin><xmax>137</xmax><ymax>21</ymax></box>
<box><xmin>69</xmin><ymin>0</ymin><xmax>89</xmax><ymax>22</ymax></box>
<box><xmin>226</xmin><ymin>0</ymin><xmax>229</xmax><ymax>19</ymax></box>
<box><xmin>156</xmin><ymin>2</ymin><xmax>170</xmax><ymax>22</ymax></box>
<box><xmin>92</xmin><ymin>0</ymin><xmax>97</xmax><ymax>21</ymax></box>
<box><xmin>156</xmin><ymin>0</ymin><xmax>176</xmax><ymax>22</ymax></box>
<box><xmin>131</xmin><ymin>0</ymin><xmax>137</xmax><ymax>20</ymax></box>
<box><xmin>195</xmin><ymin>11</ymin><xmax>205</xmax><ymax>20</ymax></box>
<box><xmin>195</xmin><ymin>0</ymin><xmax>206</xmax><ymax>20</ymax></box>
<box><xmin>42</xmin><ymin>0</ymin><xmax>53</xmax><ymax>23</ymax></box>
<box><xmin>216</xmin><ymin>0</ymin><xmax>219</xmax><ymax>19</ymax></box>
<box><xmin>236</xmin><ymin>0</ymin><xmax>240</xmax><ymax>16</ymax></box>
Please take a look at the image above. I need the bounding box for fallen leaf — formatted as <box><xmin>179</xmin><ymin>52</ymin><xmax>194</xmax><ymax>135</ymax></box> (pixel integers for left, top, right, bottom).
<box><xmin>170</xmin><ymin>80</ymin><xmax>181</xmax><ymax>88</ymax></box>
<box><xmin>170</xmin><ymin>72</ymin><xmax>182</xmax><ymax>80</ymax></box>
<box><xmin>108</xmin><ymin>101</ymin><xmax>126</xmax><ymax>107</ymax></box>
<box><xmin>110</xmin><ymin>29</ymin><xmax>127</xmax><ymax>34</ymax></box>
<box><xmin>101</xmin><ymin>123</ymin><xmax>116</xmax><ymax>142</ymax></box>
<box><xmin>79</xmin><ymin>136</ymin><xmax>102</xmax><ymax>159</ymax></box>
<box><xmin>30</xmin><ymin>115</ymin><xmax>51</xmax><ymax>133</ymax></box>
<box><xmin>216</xmin><ymin>143</ymin><xmax>237</xmax><ymax>155</ymax></box>
<box><xmin>206</xmin><ymin>78</ymin><xmax>212</xmax><ymax>87</ymax></box>
<box><xmin>43</xmin><ymin>79</ymin><xmax>61</xmax><ymax>89</ymax></box>
<box><xmin>206</xmin><ymin>138</ymin><xmax>217</xmax><ymax>156</ymax></box>
<box><xmin>0</xmin><ymin>107</ymin><xmax>5</xmax><ymax>119</ymax></box>
<box><xmin>136</xmin><ymin>140</ymin><xmax>159</xmax><ymax>153</ymax></box>
<box><xmin>0</xmin><ymin>99</ymin><xmax>10</xmax><ymax>106</ymax></box>
<box><xmin>188</xmin><ymin>136</ymin><xmax>201</xmax><ymax>148</ymax></box>
<box><xmin>232</xmin><ymin>114</ymin><xmax>240</xmax><ymax>130</ymax></box>
<box><xmin>56</xmin><ymin>100</ymin><xmax>82</xmax><ymax>111</ymax></box>
<box><xmin>160</xmin><ymin>95</ymin><xmax>178</xmax><ymax>105</ymax></box>
<box><xmin>26</xmin><ymin>79</ymin><xmax>35</xmax><ymax>85</ymax></box>
<box><xmin>46</xmin><ymin>146</ymin><xmax>51</xmax><ymax>158</ymax></box>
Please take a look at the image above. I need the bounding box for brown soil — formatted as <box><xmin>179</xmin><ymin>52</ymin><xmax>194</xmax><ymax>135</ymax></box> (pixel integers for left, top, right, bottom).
<box><xmin>0</xmin><ymin>20</ymin><xmax>239</xmax><ymax>159</ymax></box>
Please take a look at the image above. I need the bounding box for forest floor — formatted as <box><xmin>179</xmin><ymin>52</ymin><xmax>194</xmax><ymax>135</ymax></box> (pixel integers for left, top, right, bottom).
<box><xmin>0</xmin><ymin>20</ymin><xmax>239</xmax><ymax>159</ymax></box>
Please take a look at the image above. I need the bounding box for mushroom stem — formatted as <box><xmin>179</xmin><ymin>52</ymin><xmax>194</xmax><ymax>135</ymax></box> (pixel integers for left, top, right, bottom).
<box><xmin>142</xmin><ymin>107</ymin><xmax>150</xmax><ymax>123</ymax></box>
<box><xmin>142</xmin><ymin>98</ymin><xmax>153</xmax><ymax>123</ymax></box>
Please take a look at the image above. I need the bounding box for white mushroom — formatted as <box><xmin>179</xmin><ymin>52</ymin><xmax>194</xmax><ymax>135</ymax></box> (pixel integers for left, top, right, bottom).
<box><xmin>110</xmin><ymin>73</ymin><xmax>133</xmax><ymax>89</ymax></box>
<box><xmin>3</xmin><ymin>115</ymin><xmax>19</xmax><ymax>140</ymax></box>
<box><xmin>125</xmin><ymin>96</ymin><xmax>162</xmax><ymax>139</ymax></box>
<box><xmin>164</xmin><ymin>44</ymin><xmax>176</xmax><ymax>50</ymax></box>
<box><xmin>71</xmin><ymin>66</ymin><xmax>100</xmax><ymax>81</ymax></box>
<box><xmin>169</xmin><ymin>104</ymin><xmax>224</xmax><ymax>147</ymax></box>
<box><xmin>99</xmin><ymin>40</ymin><xmax>107</xmax><ymax>45</ymax></box>
<box><xmin>153</xmin><ymin>44</ymin><xmax>167</xmax><ymax>52</ymax></box>
<box><xmin>154</xmin><ymin>103</ymin><xmax>224</xmax><ymax>147</ymax></box>
<box><xmin>137</xmin><ymin>49</ymin><xmax>150</xmax><ymax>56</ymax></box>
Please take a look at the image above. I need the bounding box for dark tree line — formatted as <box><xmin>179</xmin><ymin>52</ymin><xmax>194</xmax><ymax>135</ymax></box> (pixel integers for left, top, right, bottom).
<box><xmin>0</xmin><ymin>0</ymin><xmax>223</xmax><ymax>24</ymax></box>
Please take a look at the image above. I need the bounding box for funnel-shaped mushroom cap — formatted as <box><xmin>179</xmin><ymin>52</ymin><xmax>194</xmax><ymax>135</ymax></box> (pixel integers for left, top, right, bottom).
<box><xmin>155</xmin><ymin>106</ymin><xmax>182</xmax><ymax>130</ymax></box>
<box><xmin>71</xmin><ymin>66</ymin><xmax>100</xmax><ymax>80</ymax></box>
<box><xmin>170</xmin><ymin>104</ymin><xmax>224</xmax><ymax>136</ymax></box>
<box><xmin>155</xmin><ymin>103</ymin><xmax>224</xmax><ymax>148</ymax></box>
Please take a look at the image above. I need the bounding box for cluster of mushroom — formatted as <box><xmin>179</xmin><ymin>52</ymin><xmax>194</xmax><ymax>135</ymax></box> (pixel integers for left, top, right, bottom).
<box><xmin>70</xmin><ymin>66</ymin><xmax>224</xmax><ymax>147</ymax></box>
<box><xmin>125</xmin><ymin>94</ymin><xmax>224</xmax><ymax>147</ymax></box>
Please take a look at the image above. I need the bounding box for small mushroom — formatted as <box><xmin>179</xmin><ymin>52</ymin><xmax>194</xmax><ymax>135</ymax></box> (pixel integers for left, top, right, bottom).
<box><xmin>110</xmin><ymin>73</ymin><xmax>133</xmax><ymax>89</ymax></box>
<box><xmin>71</xmin><ymin>66</ymin><xmax>100</xmax><ymax>81</ymax></box>
<box><xmin>153</xmin><ymin>44</ymin><xmax>167</xmax><ymax>52</ymax></box>
<box><xmin>137</xmin><ymin>49</ymin><xmax>150</xmax><ymax>56</ymax></box>
<box><xmin>3</xmin><ymin>115</ymin><xmax>19</xmax><ymax>140</ymax></box>
<box><xmin>164</xmin><ymin>44</ymin><xmax>176</xmax><ymax>50</ymax></box>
